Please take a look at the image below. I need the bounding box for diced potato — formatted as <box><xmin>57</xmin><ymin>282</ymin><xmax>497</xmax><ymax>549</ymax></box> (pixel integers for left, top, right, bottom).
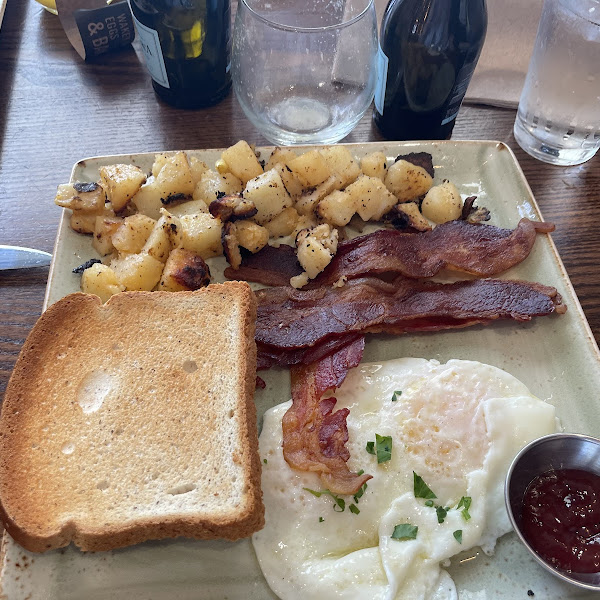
<box><xmin>151</xmin><ymin>153</ymin><xmax>173</xmax><ymax>178</ymax></box>
<box><xmin>189</xmin><ymin>157</ymin><xmax>210</xmax><ymax>185</ymax></box>
<box><xmin>179</xmin><ymin>213</ymin><xmax>223</xmax><ymax>258</ymax></box>
<box><xmin>55</xmin><ymin>182</ymin><xmax>106</xmax><ymax>212</ymax></box>
<box><xmin>317</xmin><ymin>189</ymin><xmax>358</xmax><ymax>226</ymax></box>
<box><xmin>158</xmin><ymin>248</ymin><xmax>211</xmax><ymax>292</ymax></box>
<box><xmin>296</xmin><ymin>224</ymin><xmax>338</xmax><ymax>279</ymax></box>
<box><xmin>131</xmin><ymin>181</ymin><xmax>163</xmax><ymax>220</ymax></box>
<box><xmin>295</xmin><ymin>173</ymin><xmax>344</xmax><ymax>216</ymax></box>
<box><xmin>221</xmin><ymin>140</ymin><xmax>263</xmax><ymax>184</ymax></box>
<box><xmin>347</xmin><ymin>175</ymin><xmax>397</xmax><ymax>221</ymax></box>
<box><xmin>70</xmin><ymin>210</ymin><xmax>97</xmax><ymax>234</ymax></box>
<box><xmin>159</xmin><ymin>209</ymin><xmax>183</xmax><ymax>248</ymax></box>
<box><xmin>264</xmin><ymin>147</ymin><xmax>297</xmax><ymax>171</ymax></box>
<box><xmin>99</xmin><ymin>164</ymin><xmax>147</xmax><ymax>212</ymax></box>
<box><xmin>80</xmin><ymin>263</ymin><xmax>125</xmax><ymax>303</ymax></box>
<box><xmin>215</xmin><ymin>158</ymin><xmax>230</xmax><ymax>175</ymax></box>
<box><xmin>288</xmin><ymin>150</ymin><xmax>331</xmax><ymax>187</ymax></box>
<box><xmin>168</xmin><ymin>199</ymin><xmax>209</xmax><ymax>217</ymax></box>
<box><xmin>193</xmin><ymin>170</ymin><xmax>243</xmax><ymax>204</ymax></box>
<box><xmin>291</xmin><ymin>214</ymin><xmax>319</xmax><ymax>238</ymax></box>
<box><xmin>394</xmin><ymin>202</ymin><xmax>432</xmax><ymax>231</ymax></box>
<box><xmin>320</xmin><ymin>146</ymin><xmax>361</xmax><ymax>187</ymax></box>
<box><xmin>384</xmin><ymin>159</ymin><xmax>433</xmax><ymax>202</ymax></box>
<box><xmin>142</xmin><ymin>216</ymin><xmax>173</xmax><ymax>263</ymax></box>
<box><xmin>264</xmin><ymin>206</ymin><xmax>300</xmax><ymax>238</ymax></box>
<box><xmin>421</xmin><ymin>181</ymin><xmax>463</xmax><ymax>224</ymax></box>
<box><xmin>273</xmin><ymin>163</ymin><xmax>304</xmax><ymax>198</ymax></box>
<box><xmin>111</xmin><ymin>214</ymin><xmax>156</xmax><ymax>254</ymax></box>
<box><xmin>155</xmin><ymin>151</ymin><xmax>195</xmax><ymax>198</ymax></box>
<box><xmin>360</xmin><ymin>152</ymin><xmax>388</xmax><ymax>180</ymax></box>
<box><xmin>244</xmin><ymin>169</ymin><xmax>292</xmax><ymax>224</ymax></box>
<box><xmin>110</xmin><ymin>252</ymin><xmax>164</xmax><ymax>291</ymax></box>
<box><xmin>92</xmin><ymin>215</ymin><xmax>123</xmax><ymax>256</ymax></box>
<box><xmin>235</xmin><ymin>221</ymin><xmax>269</xmax><ymax>253</ymax></box>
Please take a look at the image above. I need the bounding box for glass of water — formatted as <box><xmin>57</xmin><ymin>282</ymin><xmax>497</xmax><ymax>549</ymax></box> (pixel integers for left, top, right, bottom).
<box><xmin>513</xmin><ymin>0</ymin><xmax>600</xmax><ymax>166</ymax></box>
<box><xmin>232</xmin><ymin>0</ymin><xmax>378</xmax><ymax>145</ymax></box>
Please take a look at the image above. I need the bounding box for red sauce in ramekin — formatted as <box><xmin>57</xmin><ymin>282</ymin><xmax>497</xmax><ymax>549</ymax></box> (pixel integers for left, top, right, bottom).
<box><xmin>522</xmin><ymin>469</ymin><xmax>600</xmax><ymax>573</ymax></box>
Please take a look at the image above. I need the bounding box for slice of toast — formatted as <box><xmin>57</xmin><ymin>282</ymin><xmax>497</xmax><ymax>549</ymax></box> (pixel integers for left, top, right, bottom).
<box><xmin>0</xmin><ymin>282</ymin><xmax>263</xmax><ymax>552</ymax></box>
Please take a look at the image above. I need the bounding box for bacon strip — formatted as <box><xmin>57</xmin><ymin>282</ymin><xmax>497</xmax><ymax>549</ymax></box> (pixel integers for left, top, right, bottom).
<box><xmin>283</xmin><ymin>336</ymin><xmax>371</xmax><ymax>495</ymax></box>
<box><xmin>256</xmin><ymin>276</ymin><xmax>566</xmax><ymax>352</ymax></box>
<box><xmin>226</xmin><ymin>219</ymin><xmax>554</xmax><ymax>287</ymax></box>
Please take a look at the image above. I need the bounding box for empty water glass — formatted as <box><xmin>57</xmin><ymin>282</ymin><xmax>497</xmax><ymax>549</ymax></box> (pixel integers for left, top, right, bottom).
<box><xmin>232</xmin><ymin>0</ymin><xmax>378</xmax><ymax>145</ymax></box>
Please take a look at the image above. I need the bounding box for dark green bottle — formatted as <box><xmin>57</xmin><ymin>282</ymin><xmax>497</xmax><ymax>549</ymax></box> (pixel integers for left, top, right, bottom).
<box><xmin>373</xmin><ymin>0</ymin><xmax>487</xmax><ymax>140</ymax></box>
<box><xmin>129</xmin><ymin>0</ymin><xmax>231</xmax><ymax>109</ymax></box>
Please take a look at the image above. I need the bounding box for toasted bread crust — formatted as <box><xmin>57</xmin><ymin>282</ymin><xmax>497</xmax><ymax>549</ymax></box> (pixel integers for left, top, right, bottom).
<box><xmin>0</xmin><ymin>283</ymin><xmax>263</xmax><ymax>552</ymax></box>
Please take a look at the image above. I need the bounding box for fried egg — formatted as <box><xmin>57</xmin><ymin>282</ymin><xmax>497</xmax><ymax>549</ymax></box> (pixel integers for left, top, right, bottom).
<box><xmin>252</xmin><ymin>358</ymin><xmax>558</xmax><ymax>600</ymax></box>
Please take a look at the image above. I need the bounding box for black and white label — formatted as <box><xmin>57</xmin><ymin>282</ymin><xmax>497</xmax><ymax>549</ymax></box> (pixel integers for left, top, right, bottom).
<box><xmin>129</xmin><ymin>5</ymin><xmax>170</xmax><ymax>88</ymax></box>
<box><xmin>73</xmin><ymin>1</ymin><xmax>134</xmax><ymax>59</ymax></box>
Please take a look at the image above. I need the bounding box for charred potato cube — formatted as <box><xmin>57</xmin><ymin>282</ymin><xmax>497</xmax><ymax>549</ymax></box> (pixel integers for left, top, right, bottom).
<box><xmin>168</xmin><ymin>199</ymin><xmax>209</xmax><ymax>217</ymax></box>
<box><xmin>142</xmin><ymin>215</ymin><xmax>173</xmax><ymax>263</ymax></box>
<box><xmin>244</xmin><ymin>169</ymin><xmax>292</xmax><ymax>224</ymax></box>
<box><xmin>189</xmin><ymin>157</ymin><xmax>210</xmax><ymax>185</ymax></box>
<box><xmin>70</xmin><ymin>210</ymin><xmax>98</xmax><ymax>234</ymax></box>
<box><xmin>265</xmin><ymin>147</ymin><xmax>297</xmax><ymax>171</ymax></box>
<box><xmin>55</xmin><ymin>182</ymin><xmax>106</xmax><ymax>213</ymax></box>
<box><xmin>295</xmin><ymin>223</ymin><xmax>338</xmax><ymax>279</ymax></box>
<box><xmin>99</xmin><ymin>164</ymin><xmax>147</xmax><ymax>212</ymax></box>
<box><xmin>92</xmin><ymin>215</ymin><xmax>123</xmax><ymax>256</ymax></box>
<box><xmin>384</xmin><ymin>159</ymin><xmax>433</xmax><ymax>202</ymax></box>
<box><xmin>222</xmin><ymin>221</ymin><xmax>242</xmax><ymax>269</ymax></box>
<box><xmin>80</xmin><ymin>263</ymin><xmax>125</xmax><ymax>303</ymax></box>
<box><xmin>156</xmin><ymin>151</ymin><xmax>195</xmax><ymax>198</ymax></box>
<box><xmin>158</xmin><ymin>248</ymin><xmax>211</xmax><ymax>292</ymax></box>
<box><xmin>392</xmin><ymin>202</ymin><xmax>432</xmax><ymax>232</ymax></box>
<box><xmin>209</xmin><ymin>194</ymin><xmax>257</xmax><ymax>222</ymax></box>
<box><xmin>221</xmin><ymin>140</ymin><xmax>264</xmax><ymax>184</ymax></box>
<box><xmin>131</xmin><ymin>182</ymin><xmax>164</xmax><ymax>220</ymax></box>
<box><xmin>273</xmin><ymin>163</ymin><xmax>304</xmax><ymax>198</ymax></box>
<box><xmin>235</xmin><ymin>220</ymin><xmax>269</xmax><ymax>253</ymax></box>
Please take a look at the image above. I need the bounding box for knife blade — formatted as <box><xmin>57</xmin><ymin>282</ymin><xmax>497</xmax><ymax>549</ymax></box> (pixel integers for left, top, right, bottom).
<box><xmin>0</xmin><ymin>245</ymin><xmax>52</xmax><ymax>270</ymax></box>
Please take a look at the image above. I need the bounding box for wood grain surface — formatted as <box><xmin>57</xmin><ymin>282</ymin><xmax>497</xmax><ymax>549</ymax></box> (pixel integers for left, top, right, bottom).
<box><xmin>1</xmin><ymin>0</ymin><xmax>599</xmax><ymax>397</ymax></box>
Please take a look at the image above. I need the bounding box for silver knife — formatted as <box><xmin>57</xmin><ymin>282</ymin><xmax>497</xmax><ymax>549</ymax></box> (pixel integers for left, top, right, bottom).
<box><xmin>0</xmin><ymin>245</ymin><xmax>52</xmax><ymax>270</ymax></box>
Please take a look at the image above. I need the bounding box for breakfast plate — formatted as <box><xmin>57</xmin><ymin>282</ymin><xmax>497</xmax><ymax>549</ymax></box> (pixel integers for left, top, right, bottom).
<box><xmin>2</xmin><ymin>141</ymin><xmax>600</xmax><ymax>599</ymax></box>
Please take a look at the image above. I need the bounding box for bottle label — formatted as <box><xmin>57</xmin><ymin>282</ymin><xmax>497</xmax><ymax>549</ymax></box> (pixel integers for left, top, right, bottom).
<box><xmin>374</xmin><ymin>45</ymin><xmax>389</xmax><ymax>116</ymax></box>
<box><xmin>441</xmin><ymin>62</ymin><xmax>477</xmax><ymax>125</ymax></box>
<box><xmin>128</xmin><ymin>3</ymin><xmax>170</xmax><ymax>89</ymax></box>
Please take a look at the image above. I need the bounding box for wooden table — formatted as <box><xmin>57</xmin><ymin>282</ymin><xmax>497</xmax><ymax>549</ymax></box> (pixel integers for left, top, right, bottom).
<box><xmin>1</xmin><ymin>0</ymin><xmax>599</xmax><ymax>397</ymax></box>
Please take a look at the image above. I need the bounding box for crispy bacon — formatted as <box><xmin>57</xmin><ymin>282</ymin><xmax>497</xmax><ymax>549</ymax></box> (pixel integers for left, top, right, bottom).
<box><xmin>256</xmin><ymin>276</ymin><xmax>566</xmax><ymax>352</ymax></box>
<box><xmin>227</xmin><ymin>219</ymin><xmax>554</xmax><ymax>287</ymax></box>
<box><xmin>283</xmin><ymin>337</ymin><xmax>371</xmax><ymax>495</ymax></box>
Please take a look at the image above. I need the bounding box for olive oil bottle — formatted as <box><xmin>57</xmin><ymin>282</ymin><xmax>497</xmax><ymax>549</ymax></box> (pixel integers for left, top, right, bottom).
<box><xmin>129</xmin><ymin>0</ymin><xmax>231</xmax><ymax>108</ymax></box>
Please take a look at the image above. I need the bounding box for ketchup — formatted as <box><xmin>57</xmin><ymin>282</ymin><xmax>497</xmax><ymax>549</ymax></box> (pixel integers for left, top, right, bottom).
<box><xmin>522</xmin><ymin>469</ymin><xmax>600</xmax><ymax>573</ymax></box>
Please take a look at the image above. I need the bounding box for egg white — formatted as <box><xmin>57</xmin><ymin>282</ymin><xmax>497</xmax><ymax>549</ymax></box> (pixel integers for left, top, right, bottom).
<box><xmin>252</xmin><ymin>358</ymin><xmax>558</xmax><ymax>600</ymax></box>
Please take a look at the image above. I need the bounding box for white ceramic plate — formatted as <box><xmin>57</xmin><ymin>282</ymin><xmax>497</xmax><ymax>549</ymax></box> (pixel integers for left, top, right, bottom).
<box><xmin>2</xmin><ymin>141</ymin><xmax>599</xmax><ymax>600</ymax></box>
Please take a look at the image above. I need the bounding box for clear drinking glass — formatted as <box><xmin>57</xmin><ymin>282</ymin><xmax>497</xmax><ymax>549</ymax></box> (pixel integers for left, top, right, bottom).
<box><xmin>513</xmin><ymin>0</ymin><xmax>600</xmax><ymax>166</ymax></box>
<box><xmin>232</xmin><ymin>0</ymin><xmax>378</xmax><ymax>145</ymax></box>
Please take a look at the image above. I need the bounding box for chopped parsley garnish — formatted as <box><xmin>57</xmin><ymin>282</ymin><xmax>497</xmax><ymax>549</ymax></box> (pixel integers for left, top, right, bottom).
<box><xmin>319</xmin><ymin>517</ymin><xmax>324</xmax><ymax>523</ymax></box>
<box><xmin>391</xmin><ymin>390</ymin><xmax>402</xmax><ymax>402</ymax></box>
<box><xmin>366</xmin><ymin>441</ymin><xmax>375</xmax><ymax>455</ymax></box>
<box><xmin>349</xmin><ymin>504</ymin><xmax>360</xmax><ymax>515</ymax></box>
<box><xmin>413</xmin><ymin>472</ymin><xmax>437</xmax><ymax>499</ymax></box>
<box><xmin>436</xmin><ymin>506</ymin><xmax>449</xmax><ymax>524</ymax></box>
<box><xmin>303</xmin><ymin>488</ymin><xmax>345</xmax><ymax>512</ymax></box>
<box><xmin>263</xmin><ymin>458</ymin><xmax>267</xmax><ymax>464</ymax></box>
<box><xmin>391</xmin><ymin>523</ymin><xmax>418</xmax><ymax>541</ymax></box>
<box><xmin>375</xmin><ymin>434</ymin><xmax>392</xmax><ymax>463</ymax></box>
<box><xmin>353</xmin><ymin>482</ymin><xmax>368</xmax><ymax>504</ymax></box>
<box><xmin>357</xmin><ymin>469</ymin><xmax>365</xmax><ymax>476</ymax></box>
<box><xmin>424</xmin><ymin>499</ymin><xmax>434</xmax><ymax>507</ymax></box>
<box><xmin>453</xmin><ymin>530</ymin><xmax>463</xmax><ymax>544</ymax></box>
<box><xmin>457</xmin><ymin>496</ymin><xmax>472</xmax><ymax>521</ymax></box>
